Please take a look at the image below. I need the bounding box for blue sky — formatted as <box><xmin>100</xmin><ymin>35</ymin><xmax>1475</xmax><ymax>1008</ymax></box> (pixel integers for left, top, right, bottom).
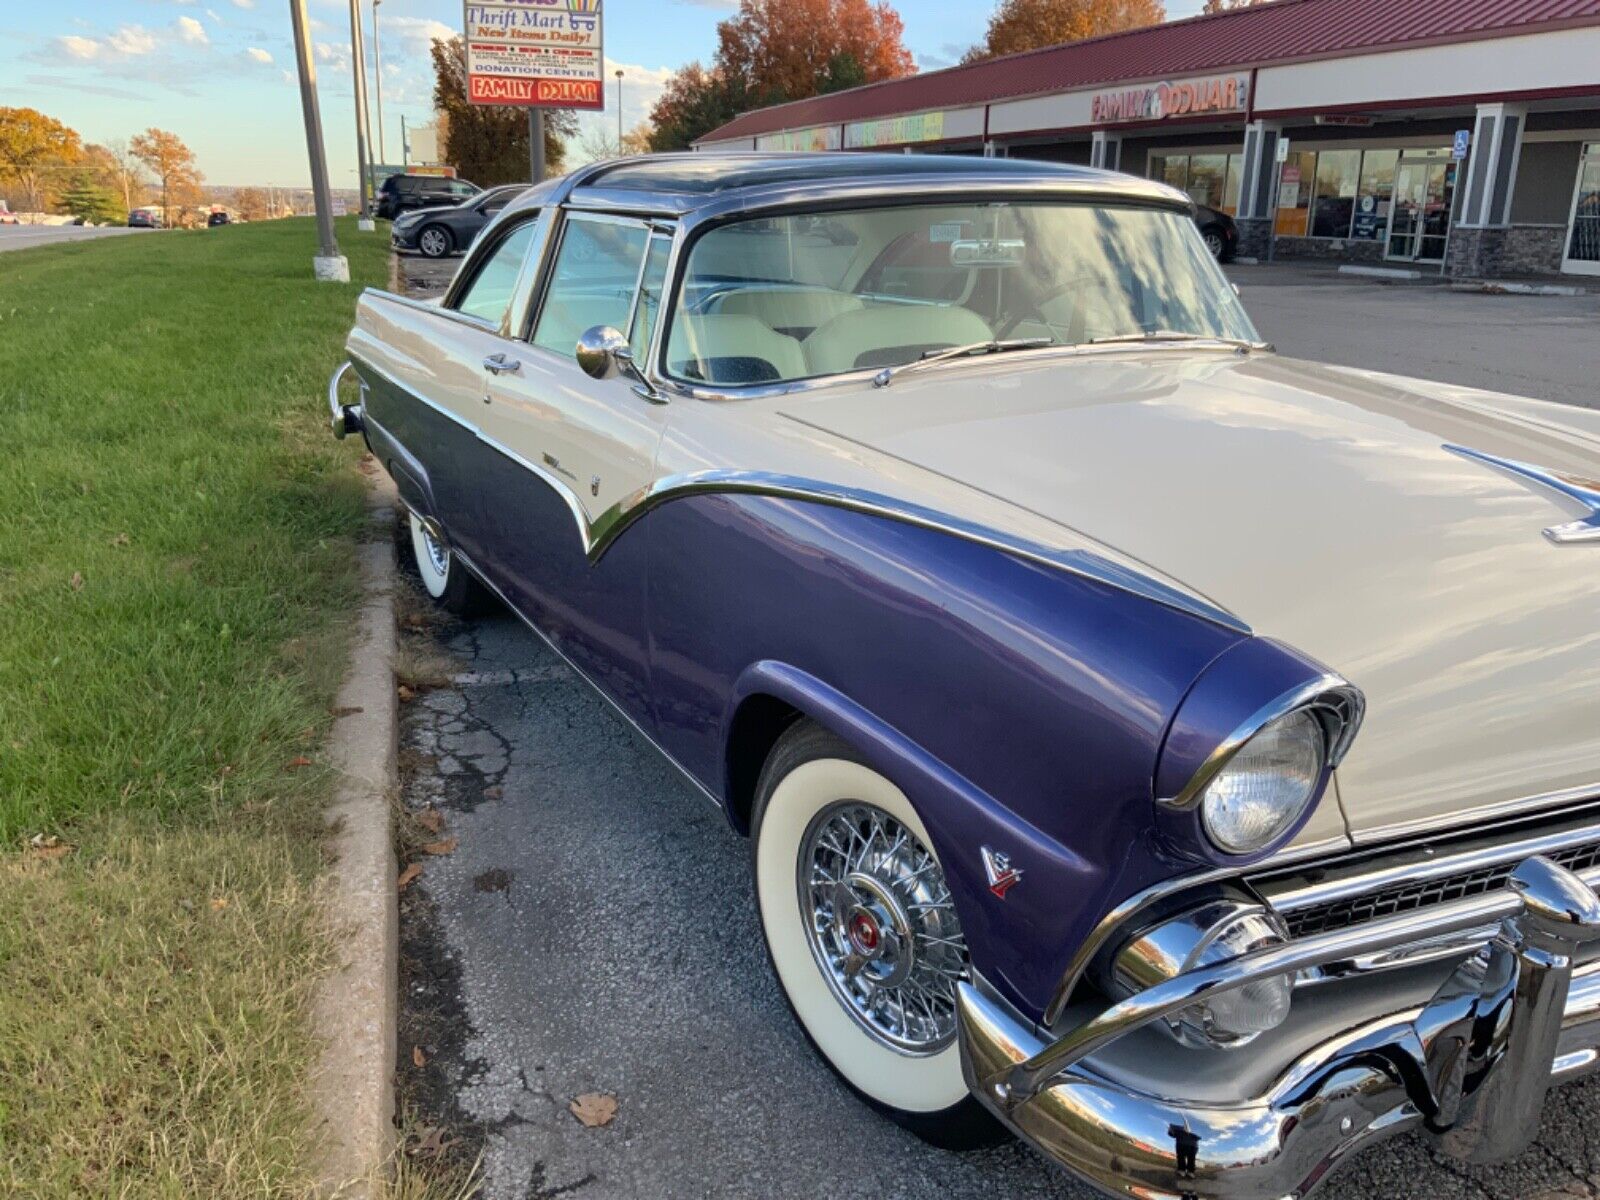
<box><xmin>3</xmin><ymin>0</ymin><xmax>1208</xmax><ymax>187</ymax></box>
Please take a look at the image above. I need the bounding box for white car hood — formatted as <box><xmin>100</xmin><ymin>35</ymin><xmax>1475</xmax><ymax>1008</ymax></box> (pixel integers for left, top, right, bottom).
<box><xmin>779</xmin><ymin>351</ymin><xmax>1600</xmax><ymax>843</ymax></box>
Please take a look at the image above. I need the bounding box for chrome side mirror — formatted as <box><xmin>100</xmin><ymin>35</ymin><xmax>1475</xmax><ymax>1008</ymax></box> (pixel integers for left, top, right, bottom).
<box><xmin>575</xmin><ymin>325</ymin><xmax>664</xmax><ymax>403</ymax></box>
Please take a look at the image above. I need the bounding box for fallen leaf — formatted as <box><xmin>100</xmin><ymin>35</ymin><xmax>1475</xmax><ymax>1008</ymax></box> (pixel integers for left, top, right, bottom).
<box><xmin>397</xmin><ymin>863</ymin><xmax>423</xmax><ymax>891</ymax></box>
<box><xmin>422</xmin><ymin>837</ymin><xmax>458</xmax><ymax>856</ymax></box>
<box><xmin>26</xmin><ymin>834</ymin><xmax>74</xmax><ymax>861</ymax></box>
<box><xmin>329</xmin><ymin>705</ymin><xmax>364</xmax><ymax>718</ymax></box>
<box><xmin>415</xmin><ymin>808</ymin><xmax>444</xmax><ymax>834</ymax></box>
<box><xmin>285</xmin><ymin>756</ymin><xmax>313</xmax><ymax>770</ymax></box>
<box><xmin>209</xmin><ymin>897</ymin><xmax>229</xmax><ymax>912</ymax></box>
<box><xmin>412</xmin><ymin>1045</ymin><xmax>427</xmax><ymax>1068</ymax></box>
<box><xmin>69</xmin><ymin>572</ymin><xmax>84</xmax><ymax>591</ymax></box>
<box><xmin>409</xmin><ymin>1125</ymin><xmax>457</xmax><ymax>1158</ymax></box>
<box><xmin>569</xmin><ymin>1093</ymin><xmax>617</xmax><ymax>1128</ymax></box>
<box><xmin>109</xmin><ymin>532</ymin><xmax>130</xmax><ymax>547</ymax></box>
<box><xmin>397</xmin><ymin>684</ymin><xmax>417</xmax><ymax>702</ymax></box>
<box><xmin>483</xmin><ymin>786</ymin><xmax>504</xmax><ymax>800</ymax></box>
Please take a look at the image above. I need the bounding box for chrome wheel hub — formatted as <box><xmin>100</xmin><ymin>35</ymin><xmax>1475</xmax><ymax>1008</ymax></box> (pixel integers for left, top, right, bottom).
<box><xmin>799</xmin><ymin>802</ymin><xmax>968</xmax><ymax>1054</ymax></box>
<box><xmin>421</xmin><ymin>525</ymin><xmax>449</xmax><ymax>576</ymax></box>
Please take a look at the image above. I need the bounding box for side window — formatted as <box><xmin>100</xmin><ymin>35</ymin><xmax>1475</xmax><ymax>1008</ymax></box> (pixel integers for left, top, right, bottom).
<box><xmin>531</xmin><ymin>216</ymin><xmax>648</xmax><ymax>357</ymax></box>
<box><xmin>628</xmin><ymin>234</ymin><xmax>671</xmax><ymax>358</ymax></box>
<box><xmin>450</xmin><ymin>181</ymin><xmax>478</xmax><ymax>199</ymax></box>
<box><xmin>452</xmin><ymin>220</ymin><xmax>537</xmax><ymax>325</ymax></box>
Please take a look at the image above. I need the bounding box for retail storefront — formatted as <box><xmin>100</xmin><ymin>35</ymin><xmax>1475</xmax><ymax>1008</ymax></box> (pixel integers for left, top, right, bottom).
<box><xmin>696</xmin><ymin>0</ymin><xmax>1600</xmax><ymax>279</ymax></box>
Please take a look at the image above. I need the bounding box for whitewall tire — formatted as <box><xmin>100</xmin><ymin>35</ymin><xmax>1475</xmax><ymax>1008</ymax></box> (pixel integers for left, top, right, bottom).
<box><xmin>407</xmin><ymin>511</ymin><xmax>488</xmax><ymax>615</ymax></box>
<box><xmin>752</xmin><ymin>722</ymin><xmax>997</xmax><ymax>1146</ymax></box>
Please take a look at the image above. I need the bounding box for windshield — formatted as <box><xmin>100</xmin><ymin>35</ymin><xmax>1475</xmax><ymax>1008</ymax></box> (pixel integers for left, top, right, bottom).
<box><xmin>662</xmin><ymin>202</ymin><xmax>1259</xmax><ymax>387</ymax></box>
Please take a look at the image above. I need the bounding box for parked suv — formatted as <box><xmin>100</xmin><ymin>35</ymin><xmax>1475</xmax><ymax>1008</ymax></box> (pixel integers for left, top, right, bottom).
<box><xmin>375</xmin><ymin>174</ymin><xmax>480</xmax><ymax>220</ymax></box>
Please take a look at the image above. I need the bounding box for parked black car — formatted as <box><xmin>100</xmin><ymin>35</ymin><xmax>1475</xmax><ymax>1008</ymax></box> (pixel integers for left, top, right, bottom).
<box><xmin>128</xmin><ymin>209</ymin><xmax>162</xmax><ymax>229</ymax></box>
<box><xmin>389</xmin><ymin>184</ymin><xmax>527</xmax><ymax>258</ymax></box>
<box><xmin>207</xmin><ymin>211</ymin><xmax>231</xmax><ymax>227</ymax></box>
<box><xmin>374</xmin><ymin>173</ymin><xmax>480</xmax><ymax>221</ymax></box>
<box><xmin>1193</xmin><ymin>204</ymin><xmax>1238</xmax><ymax>261</ymax></box>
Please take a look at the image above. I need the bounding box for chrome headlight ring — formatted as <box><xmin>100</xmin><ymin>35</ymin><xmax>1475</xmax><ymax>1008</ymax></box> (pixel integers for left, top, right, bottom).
<box><xmin>1161</xmin><ymin>675</ymin><xmax>1365</xmax><ymax>858</ymax></box>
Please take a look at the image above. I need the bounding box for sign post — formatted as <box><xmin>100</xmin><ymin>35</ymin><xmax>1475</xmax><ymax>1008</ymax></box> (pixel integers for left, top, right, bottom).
<box><xmin>1453</xmin><ymin>129</ymin><xmax>1471</xmax><ymax>160</ymax></box>
<box><xmin>463</xmin><ymin>0</ymin><xmax>605</xmax><ymax>181</ymax></box>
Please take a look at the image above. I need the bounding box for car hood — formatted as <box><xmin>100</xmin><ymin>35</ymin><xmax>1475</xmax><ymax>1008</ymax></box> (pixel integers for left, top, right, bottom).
<box><xmin>779</xmin><ymin>351</ymin><xmax>1600</xmax><ymax>843</ymax></box>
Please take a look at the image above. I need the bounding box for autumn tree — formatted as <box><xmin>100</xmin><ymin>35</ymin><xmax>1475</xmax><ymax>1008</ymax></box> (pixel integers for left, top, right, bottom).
<box><xmin>233</xmin><ymin>187</ymin><xmax>271</xmax><ymax>221</ymax></box>
<box><xmin>130</xmin><ymin>128</ymin><xmax>201</xmax><ymax>227</ymax></box>
<box><xmin>430</xmin><ymin>36</ymin><xmax>575</xmax><ymax>184</ymax></box>
<box><xmin>650</xmin><ymin>0</ymin><xmax>916</xmax><ymax>150</ymax></box>
<box><xmin>966</xmin><ymin>0</ymin><xmax>1164</xmax><ymax>61</ymax></box>
<box><xmin>98</xmin><ymin>138</ymin><xmax>148</xmax><ymax>214</ymax></box>
<box><xmin>576</xmin><ymin>121</ymin><xmax>655</xmax><ymax>164</ymax></box>
<box><xmin>0</xmin><ymin>107</ymin><xmax>83</xmax><ymax>213</ymax></box>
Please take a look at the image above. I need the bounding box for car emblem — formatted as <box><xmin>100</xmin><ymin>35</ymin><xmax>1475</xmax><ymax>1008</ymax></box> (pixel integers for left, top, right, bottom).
<box><xmin>982</xmin><ymin>846</ymin><xmax>1023</xmax><ymax>898</ymax></box>
<box><xmin>1446</xmin><ymin>444</ymin><xmax>1600</xmax><ymax>545</ymax></box>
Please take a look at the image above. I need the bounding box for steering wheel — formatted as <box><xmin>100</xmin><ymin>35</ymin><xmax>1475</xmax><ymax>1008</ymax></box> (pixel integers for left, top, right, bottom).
<box><xmin>995</xmin><ymin>277</ymin><xmax>1127</xmax><ymax>343</ymax></box>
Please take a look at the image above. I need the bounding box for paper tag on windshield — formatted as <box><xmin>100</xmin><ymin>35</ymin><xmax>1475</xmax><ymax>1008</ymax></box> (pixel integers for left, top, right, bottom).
<box><xmin>929</xmin><ymin>223</ymin><xmax>962</xmax><ymax>243</ymax></box>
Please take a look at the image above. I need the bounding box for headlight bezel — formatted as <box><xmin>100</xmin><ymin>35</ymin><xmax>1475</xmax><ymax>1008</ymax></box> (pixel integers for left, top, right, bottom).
<box><xmin>1161</xmin><ymin>676</ymin><xmax>1364</xmax><ymax>860</ymax></box>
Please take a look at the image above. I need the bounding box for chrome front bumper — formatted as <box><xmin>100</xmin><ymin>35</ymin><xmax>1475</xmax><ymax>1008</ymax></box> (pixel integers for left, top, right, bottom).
<box><xmin>327</xmin><ymin>360</ymin><xmax>365</xmax><ymax>439</ymax></box>
<box><xmin>959</xmin><ymin>855</ymin><xmax>1600</xmax><ymax>1199</ymax></box>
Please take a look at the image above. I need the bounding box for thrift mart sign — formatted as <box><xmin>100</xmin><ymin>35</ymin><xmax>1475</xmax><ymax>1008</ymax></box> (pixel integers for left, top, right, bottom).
<box><xmin>464</xmin><ymin>0</ymin><xmax>605</xmax><ymax>110</ymax></box>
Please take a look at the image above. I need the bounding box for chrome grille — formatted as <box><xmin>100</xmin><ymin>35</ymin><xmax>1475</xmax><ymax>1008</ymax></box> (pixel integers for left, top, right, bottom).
<box><xmin>1282</xmin><ymin>837</ymin><xmax>1600</xmax><ymax>939</ymax></box>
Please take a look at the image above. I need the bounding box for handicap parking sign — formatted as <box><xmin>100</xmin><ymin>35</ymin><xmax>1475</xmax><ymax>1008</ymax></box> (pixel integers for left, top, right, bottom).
<box><xmin>1452</xmin><ymin>129</ymin><xmax>1471</xmax><ymax>160</ymax></box>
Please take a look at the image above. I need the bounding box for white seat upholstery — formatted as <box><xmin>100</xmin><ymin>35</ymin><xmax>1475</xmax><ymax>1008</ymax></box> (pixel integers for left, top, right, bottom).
<box><xmin>710</xmin><ymin>288</ymin><xmax>864</xmax><ymax>337</ymax></box>
<box><xmin>802</xmin><ymin>304</ymin><xmax>993</xmax><ymax>376</ymax></box>
<box><xmin>666</xmin><ymin>314</ymin><xmax>807</xmax><ymax>384</ymax></box>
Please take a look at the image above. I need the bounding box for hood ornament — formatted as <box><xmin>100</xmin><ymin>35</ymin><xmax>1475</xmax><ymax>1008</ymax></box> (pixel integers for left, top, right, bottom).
<box><xmin>1445</xmin><ymin>444</ymin><xmax>1600</xmax><ymax>545</ymax></box>
<box><xmin>981</xmin><ymin>846</ymin><xmax>1023</xmax><ymax>899</ymax></box>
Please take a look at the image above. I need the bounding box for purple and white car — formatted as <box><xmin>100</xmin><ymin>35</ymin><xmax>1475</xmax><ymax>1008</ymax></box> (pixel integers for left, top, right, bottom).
<box><xmin>330</xmin><ymin>153</ymin><xmax>1600</xmax><ymax>1197</ymax></box>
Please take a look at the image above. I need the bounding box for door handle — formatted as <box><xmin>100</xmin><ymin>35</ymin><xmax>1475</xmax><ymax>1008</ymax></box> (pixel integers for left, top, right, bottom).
<box><xmin>483</xmin><ymin>353</ymin><xmax>521</xmax><ymax>376</ymax></box>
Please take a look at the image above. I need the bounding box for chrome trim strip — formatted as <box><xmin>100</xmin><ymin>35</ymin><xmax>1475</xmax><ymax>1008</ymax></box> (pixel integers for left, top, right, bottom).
<box><xmin>1352</xmin><ymin>779</ymin><xmax>1600</xmax><ymax>846</ymax></box>
<box><xmin>1446</xmin><ymin>443</ymin><xmax>1600</xmax><ymax>545</ymax></box>
<box><xmin>360</xmin><ymin>287</ymin><xmax>501</xmax><ymax>335</ymax></box>
<box><xmin>352</xmin><ymin>351</ymin><xmax>1251</xmax><ymax>635</ymax></box>
<box><xmin>444</xmin><ymin>540</ymin><xmax>723</xmax><ymax>812</ymax></box>
<box><xmin>1159</xmin><ymin>675</ymin><xmax>1365</xmax><ymax>813</ymax></box>
<box><xmin>1258</xmin><ymin>808</ymin><xmax>1600</xmax><ymax>914</ymax></box>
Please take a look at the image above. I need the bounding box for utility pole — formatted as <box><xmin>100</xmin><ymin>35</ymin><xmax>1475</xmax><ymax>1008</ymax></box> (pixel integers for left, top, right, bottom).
<box><xmin>347</xmin><ymin>0</ymin><xmax>374</xmax><ymax>230</ymax></box>
<box><xmin>289</xmin><ymin>0</ymin><xmax>347</xmax><ymax>280</ymax></box>
<box><xmin>529</xmin><ymin>110</ymin><xmax>545</xmax><ymax>184</ymax></box>
<box><xmin>372</xmin><ymin>0</ymin><xmax>387</xmax><ymax>164</ymax></box>
<box><xmin>615</xmin><ymin>69</ymin><xmax>624</xmax><ymax>149</ymax></box>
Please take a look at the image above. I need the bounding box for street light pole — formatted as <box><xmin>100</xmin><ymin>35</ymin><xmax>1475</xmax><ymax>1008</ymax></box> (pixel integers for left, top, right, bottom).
<box><xmin>615</xmin><ymin>69</ymin><xmax>624</xmax><ymax>150</ymax></box>
<box><xmin>529</xmin><ymin>110</ymin><xmax>545</xmax><ymax>184</ymax></box>
<box><xmin>288</xmin><ymin>0</ymin><xmax>348</xmax><ymax>281</ymax></box>
<box><xmin>372</xmin><ymin>0</ymin><xmax>387</xmax><ymax>164</ymax></box>
<box><xmin>347</xmin><ymin>0</ymin><xmax>374</xmax><ymax>230</ymax></box>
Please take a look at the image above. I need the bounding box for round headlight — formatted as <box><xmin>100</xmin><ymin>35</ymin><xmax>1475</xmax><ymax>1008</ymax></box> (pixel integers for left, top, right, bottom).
<box><xmin>1199</xmin><ymin>708</ymin><xmax>1325</xmax><ymax>854</ymax></box>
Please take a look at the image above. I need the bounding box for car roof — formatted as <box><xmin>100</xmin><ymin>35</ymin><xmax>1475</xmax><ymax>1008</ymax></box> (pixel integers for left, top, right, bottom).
<box><xmin>498</xmin><ymin>152</ymin><xmax>1190</xmax><ymax>223</ymax></box>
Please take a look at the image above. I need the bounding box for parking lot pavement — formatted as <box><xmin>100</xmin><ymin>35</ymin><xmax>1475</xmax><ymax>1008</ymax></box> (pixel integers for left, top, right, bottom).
<box><xmin>392</xmin><ymin>251</ymin><xmax>1600</xmax><ymax>1198</ymax></box>
<box><xmin>0</xmin><ymin>224</ymin><xmax>146</xmax><ymax>252</ymax></box>
<box><xmin>394</xmin><ymin>250</ymin><xmax>458</xmax><ymax>298</ymax></box>
<box><xmin>1227</xmin><ymin>263</ymin><xmax>1600</xmax><ymax>409</ymax></box>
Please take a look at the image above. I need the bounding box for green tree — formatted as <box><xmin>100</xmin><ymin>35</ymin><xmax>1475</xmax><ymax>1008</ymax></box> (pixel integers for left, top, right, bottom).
<box><xmin>59</xmin><ymin>172</ymin><xmax>125</xmax><ymax>225</ymax></box>
<box><xmin>429</xmin><ymin>36</ymin><xmax>576</xmax><ymax>184</ymax></box>
<box><xmin>648</xmin><ymin>63</ymin><xmax>747</xmax><ymax>152</ymax></box>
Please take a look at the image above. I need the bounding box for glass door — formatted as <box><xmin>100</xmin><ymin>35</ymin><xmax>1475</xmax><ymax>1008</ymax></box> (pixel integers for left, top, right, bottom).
<box><xmin>1387</xmin><ymin>156</ymin><xmax>1455</xmax><ymax>263</ymax></box>
<box><xmin>1563</xmin><ymin>143</ymin><xmax>1600</xmax><ymax>277</ymax></box>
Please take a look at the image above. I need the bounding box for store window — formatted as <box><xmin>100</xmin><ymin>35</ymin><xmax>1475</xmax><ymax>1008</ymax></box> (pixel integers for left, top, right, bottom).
<box><xmin>1187</xmin><ymin>154</ymin><xmax>1228</xmax><ymax>210</ymax></box>
<box><xmin>1150</xmin><ymin>153</ymin><xmax>1244</xmax><ymax>213</ymax></box>
<box><xmin>1223</xmin><ymin>156</ymin><xmax>1242</xmax><ymax>214</ymax></box>
<box><xmin>1310</xmin><ymin>150</ymin><xmax>1361</xmax><ymax>239</ymax></box>
<box><xmin>1276</xmin><ymin>150</ymin><xmax>1316</xmax><ymax>237</ymax></box>
<box><xmin>1159</xmin><ymin>155</ymin><xmax>1188</xmax><ymax>192</ymax></box>
<box><xmin>1352</xmin><ymin>149</ymin><xmax>1397</xmax><ymax>241</ymax></box>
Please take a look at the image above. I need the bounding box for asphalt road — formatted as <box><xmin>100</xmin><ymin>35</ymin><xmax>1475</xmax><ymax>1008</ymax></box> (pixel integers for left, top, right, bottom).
<box><xmin>393</xmin><ymin>257</ymin><xmax>1600</xmax><ymax>1199</ymax></box>
<box><xmin>0</xmin><ymin>224</ymin><xmax>148</xmax><ymax>252</ymax></box>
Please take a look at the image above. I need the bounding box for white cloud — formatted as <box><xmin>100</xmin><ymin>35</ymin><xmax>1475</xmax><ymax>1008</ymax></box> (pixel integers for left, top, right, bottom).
<box><xmin>246</xmin><ymin>47</ymin><xmax>273</xmax><ymax>64</ymax></box>
<box><xmin>232</xmin><ymin>0</ymin><xmax>257</xmax><ymax>7</ymax></box>
<box><xmin>384</xmin><ymin>15</ymin><xmax>455</xmax><ymax>55</ymax></box>
<box><xmin>175</xmin><ymin>16</ymin><xmax>209</xmax><ymax>45</ymax></box>
<box><xmin>108</xmin><ymin>25</ymin><xmax>157</xmax><ymax>55</ymax></box>
<box><xmin>58</xmin><ymin>35</ymin><xmax>102</xmax><ymax>60</ymax></box>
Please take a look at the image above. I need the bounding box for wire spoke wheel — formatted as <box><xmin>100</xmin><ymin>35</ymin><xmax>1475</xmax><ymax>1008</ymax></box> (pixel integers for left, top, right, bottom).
<box><xmin>798</xmin><ymin>801</ymin><xmax>968</xmax><ymax>1055</ymax></box>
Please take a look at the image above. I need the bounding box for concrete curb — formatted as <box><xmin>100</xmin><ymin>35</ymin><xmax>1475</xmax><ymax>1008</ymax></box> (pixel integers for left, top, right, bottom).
<box><xmin>310</xmin><ymin>473</ymin><xmax>400</xmax><ymax>1198</ymax></box>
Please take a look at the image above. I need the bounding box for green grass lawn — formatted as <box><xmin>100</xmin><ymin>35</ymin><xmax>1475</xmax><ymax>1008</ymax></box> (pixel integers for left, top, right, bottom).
<box><xmin>0</xmin><ymin>217</ymin><xmax>388</xmax><ymax>1195</ymax></box>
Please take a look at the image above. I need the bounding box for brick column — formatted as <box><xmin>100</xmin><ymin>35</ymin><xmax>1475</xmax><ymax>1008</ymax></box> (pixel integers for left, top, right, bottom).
<box><xmin>1232</xmin><ymin>120</ymin><xmax>1282</xmax><ymax>261</ymax></box>
<box><xmin>1446</xmin><ymin>102</ymin><xmax>1526</xmax><ymax>278</ymax></box>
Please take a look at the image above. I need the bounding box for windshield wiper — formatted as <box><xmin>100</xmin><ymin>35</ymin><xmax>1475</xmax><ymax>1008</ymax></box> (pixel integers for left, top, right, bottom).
<box><xmin>1085</xmin><ymin>329</ymin><xmax>1268</xmax><ymax>352</ymax></box>
<box><xmin>872</xmin><ymin>337</ymin><xmax>1053</xmax><ymax>389</ymax></box>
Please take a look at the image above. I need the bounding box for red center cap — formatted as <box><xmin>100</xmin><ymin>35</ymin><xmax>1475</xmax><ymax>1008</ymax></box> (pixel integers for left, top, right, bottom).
<box><xmin>849</xmin><ymin>911</ymin><xmax>880</xmax><ymax>953</ymax></box>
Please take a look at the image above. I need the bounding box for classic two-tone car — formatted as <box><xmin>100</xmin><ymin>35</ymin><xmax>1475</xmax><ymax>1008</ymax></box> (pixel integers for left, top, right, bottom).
<box><xmin>329</xmin><ymin>154</ymin><xmax>1600</xmax><ymax>1197</ymax></box>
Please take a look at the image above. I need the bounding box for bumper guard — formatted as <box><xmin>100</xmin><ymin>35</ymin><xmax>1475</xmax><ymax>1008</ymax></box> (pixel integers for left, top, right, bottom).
<box><xmin>327</xmin><ymin>360</ymin><xmax>365</xmax><ymax>440</ymax></box>
<box><xmin>959</xmin><ymin>854</ymin><xmax>1600</xmax><ymax>1198</ymax></box>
